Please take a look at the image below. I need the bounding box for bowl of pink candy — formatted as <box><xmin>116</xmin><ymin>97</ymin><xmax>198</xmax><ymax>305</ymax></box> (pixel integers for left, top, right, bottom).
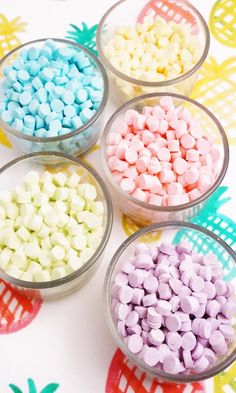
<box><xmin>101</xmin><ymin>93</ymin><xmax>229</xmax><ymax>225</ymax></box>
<box><xmin>105</xmin><ymin>221</ymin><xmax>236</xmax><ymax>383</ymax></box>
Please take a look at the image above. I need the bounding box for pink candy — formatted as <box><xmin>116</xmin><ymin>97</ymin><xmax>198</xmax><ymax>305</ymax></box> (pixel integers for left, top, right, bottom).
<box><xmin>106</xmin><ymin>97</ymin><xmax>220</xmax><ymax>206</ymax></box>
<box><xmin>111</xmin><ymin>241</ymin><xmax>236</xmax><ymax>375</ymax></box>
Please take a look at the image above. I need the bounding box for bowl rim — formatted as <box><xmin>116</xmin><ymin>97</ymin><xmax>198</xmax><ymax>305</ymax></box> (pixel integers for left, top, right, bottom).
<box><xmin>0</xmin><ymin>38</ymin><xmax>109</xmax><ymax>142</ymax></box>
<box><xmin>96</xmin><ymin>0</ymin><xmax>210</xmax><ymax>87</ymax></box>
<box><xmin>101</xmin><ymin>92</ymin><xmax>230</xmax><ymax>212</ymax></box>
<box><xmin>104</xmin><ymin>220</ymin><xmax>236</xmax><ymax>383</ymax></box>
<box><xmin>0</xmin><ymin>151</ymin><xmax>113</xmax><ymax>289</ymax></box>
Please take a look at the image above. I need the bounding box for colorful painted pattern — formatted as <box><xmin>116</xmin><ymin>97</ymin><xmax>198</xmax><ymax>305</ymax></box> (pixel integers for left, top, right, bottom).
<box><xmin>173</xmin><ymin>187</ymin><xmax>236</xmax><ymax>281</ymax></box>
<box><xmin>213</xmin><ymin>363</ymin><xmax>236</xmax><ymax>392</ymax></box>
<box><xmin>106</xmin><ymin>349</ymin><xmax>205</xmax><ymax>393</ymax></box>
<box><xmin>0</xmin><ymin>279</ymin><xmax>42</xmax><ymax>334</ymax></box>
<box><xmin>191</xmin><ymin>56</ymin><xmax>236</xmax><ymax>145</ymax></box>
<box><xmin>209</xmin><ymin>0</ymin><xmax>236</xmax><ymax>48</ymax></box>
<box><xmin>66</xmin><ymin>22</ymin><xmax>98</xmax><ymax>55</ymax></box>
<box><xmin>9</xmin><ymin>378</ymin><xmax>59</xmax><ymax>393</ymax></box>
<box><xmin>122</xmin><ymin>215</ymin><xmax>162</xmax><ymax>243</ymax></box>
<box><xmin>0</xmin><ymin>14</ymin><xmax>26</xmax><ymax>57</ymax></box>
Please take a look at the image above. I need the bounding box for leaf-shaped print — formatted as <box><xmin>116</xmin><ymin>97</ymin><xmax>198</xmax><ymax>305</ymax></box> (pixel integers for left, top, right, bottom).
<box><xmin>40</xmin><ymin>383</ymin><xmax>59</xmax><ymax>393</ymax></box>
<box><xmin>28</xmin><ymin>379</ymin><xmax>37</xmax><ymax>393</ymax></box>
<box><xmin>9</xmin><ymin>384</ymin><xmax>23</xmax><ymax>393</ymax></box>
<box><xmin>66</xmin><ymin>22</ymin><xmax>98</xmax><ymax>55</ymax></box>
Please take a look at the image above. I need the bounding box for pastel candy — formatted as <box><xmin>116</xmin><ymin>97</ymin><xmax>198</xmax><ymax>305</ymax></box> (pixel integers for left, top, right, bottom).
<box><xmin>106</xmin><ymin>97</ymin><xmax>220</xmax><ymax>208</ymax></box>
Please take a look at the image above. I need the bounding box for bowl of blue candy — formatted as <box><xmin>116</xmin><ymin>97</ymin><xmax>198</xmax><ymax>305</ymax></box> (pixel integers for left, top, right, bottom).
<box><xmin>0</xmin><ymin>38</ymin><xmax>108</xmax><ymax>159</ymax></box>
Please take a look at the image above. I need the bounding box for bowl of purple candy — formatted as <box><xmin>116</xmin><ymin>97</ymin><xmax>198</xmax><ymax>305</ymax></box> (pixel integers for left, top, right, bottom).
<box><xmin>0</xmin><ymin>38</ymin><xmax>108</xmax><ymax>159</ymax></box>
<box><xmin>105</xmin><ymin>221</ymin><xmax>236</xmax><ymax>383</ymax></box>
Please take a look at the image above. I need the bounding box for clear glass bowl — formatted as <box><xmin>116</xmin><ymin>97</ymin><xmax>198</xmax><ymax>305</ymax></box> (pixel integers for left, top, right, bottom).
<box><xmin>104</xmin><ymin>221</ymin><xmax>236</xmax><ymax>383</ymax></box>
<box><xmin>101</xmin><ymin>93</ymin><xmax>229</xmax><ymax>226</ymax></box>
<box><xmin>0</xmin><ymin>38</ymin><xmax>109</xmax><ymax>159</ymax></box>
<box><xmin>96</xmin><ymin>0</ymin><xmax>210</xmax><ymax>105</ymax></box>
<box><xmin>0</xmin><ymin>152</ymin><xmax>113</xmax><ymax>300</ymax></box>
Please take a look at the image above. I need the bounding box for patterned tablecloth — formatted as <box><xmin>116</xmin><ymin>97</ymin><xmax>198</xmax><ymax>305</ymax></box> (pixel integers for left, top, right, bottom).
<box><xmin>0</xmin><ymin>1</ymin><xmax>235</xmax><ymax>392</ymax></box>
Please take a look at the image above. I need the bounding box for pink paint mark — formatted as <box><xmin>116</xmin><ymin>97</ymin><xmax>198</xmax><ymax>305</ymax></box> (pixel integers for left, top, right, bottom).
<box><xmin>137</xmin><ymin>0</ymin><xmax>199</xmax><ymax>33</ymax></box>
<box><xmin>106</xmin><ymin>349</ymin><xmax>205</xmax><ymax>393</ymax></box>
<box><xmin>0</xmin><ymin>279</ymin><xmax>42</xmax><ymax>334</ymax></box>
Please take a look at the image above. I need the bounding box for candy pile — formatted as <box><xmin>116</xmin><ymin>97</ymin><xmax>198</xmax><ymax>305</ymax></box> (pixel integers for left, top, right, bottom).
<box><xmin>104</xmin><ymin>16</ymin><xmax>201</xmax><ymax>99</ymax></box>
<box><xmin>0</xmin><ymin>39</ymin><xmax>104</xmax><ymax>138</ymax></box>
<box><xmin>111</xmin><ymin>242</ymin><xmax>236</xmax><ymax>374</ymax></box>
<box><xmin>106</xmin><ymin>96</ymin><xmax>220</xmax><ymax>207</ymax></box>
<box><xmin>0</xmin><ymin>170</ymin><xmax>104</xmax><ymax>282</ymax></box>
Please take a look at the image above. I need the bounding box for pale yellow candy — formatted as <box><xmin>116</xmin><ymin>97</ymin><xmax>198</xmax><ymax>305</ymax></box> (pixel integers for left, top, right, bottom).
<box><xmin>53</xmin><ymin>172</ymin><xmax>67</xmax><ymax>187</ymax></box>
<box><xmin>67</xmin><ymin>255</ymin><xmax>83</xmax><ymax>272</ymax></box>
<box><xmin>34</xmin><ymin>270</ymin><xmax>51</xmax><ymax>282</ymax></box>
<box><xmin>11</xmin><ymin>250</ymin><xmax>27</xmax><ymax>268</ymax></box>
<box><xmin>51</xmin><ymin>245</ymin><xmax>65</xmax><ymax>261</ymax></box>
<box><xmin>54</xmin><ymin>187</ymin><xmax>69</xmax><ymax>201</ymax></box>
<box><xmin>0</xmin><ymin>206</ymin><xmax>6</xmax><ymax>220</ymax></box>
<box><xmin>24</xmin><ymin>214</ymin><xmax>43</xmax><ymax>232</ymax></box>
<box><xmin>20</xmin><ymin>271</ymin><xmax>33</xmax><ymax>281</ymax></box>
<box><xmin>28</xmin><ymin>261</ymin><xmax>42</xmax><ymax>274</ymax></box>
<box><xmin>38</xmin><ymin>249</ymin><xmax>52</xmax><ymax>267</ymax></box>
<box><xmin>37</xmin><ymin>224</ymin><xmax>51</xmax><ymax>239</ymax></box>
<box><xmin>51</xmin><ymin>267</ymin><xmax>67</xmax><ymax>280</ymax></box>
<box><xmin>40</xmin><ymin>171</ymin><xmax>52</xmax><ymax>184</ymax></box>
<box><xmin>24</xmin><ymin>171</ymin><xmax>40</xmax><ymax>184</ymax></box>
<box><xmin>0</xmin><ymin>248</ymin><xmax>13</xmax><ymax>268</ymax></box>
<box><xmin>24</xmin><ymin>243</ymin><xmax>41</xmax><ymax>259</ymax></box>
<box><xmin>0</xmin><ymin>169</ymin><xmax>105</xmax><ymax>282</ymax></box>
<box><xmin>16</xmin><ymin>226</ymin><xmax>31</xmax><ymax>241</ymax></box>
<box><xmin>80</xmin><ymin>247</ymin><xmax>95</xmax><ymax>262</ymax></box>
<box><xmin>5</xmin><ymin>264</ymin><xmax>22</xmax><ymax>278</ymax></box>
<box><xmin>0</xmin><ymin>191</ymin><xmax>12</xmax><ymax>206</ymax></box>
<box><xmin>33</xmin><ymin>193</ymin><xmax>49</xmax><ymax>206</ymax></box>
<box><xmin>71</xmin><ymin>234</ymin><xmax>87</xmax><ymax>251</ymax></box>
<box><xmin>14</xmin><ymin>186</ymin><xmax>31</xmax><ymax>203</ymax></box>
<box><xmin>42</xmin><ymin>182</ymin><xmax>56</xmax><ymax>197</ymax></box>
<box><xmin>66</xmin><ymin>172</ymin><xmax>81</xmax><ymax>188</ymax></box>
<box><xmin>41</xmin><ymin>237</ymin><xmax>52</xmax><ymax>250</ymax></box>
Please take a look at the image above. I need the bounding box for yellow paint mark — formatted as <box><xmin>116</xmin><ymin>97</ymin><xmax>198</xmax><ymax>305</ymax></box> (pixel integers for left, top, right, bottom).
<box><xmin>191</xmin><ymin>56</ymin><xmax>236</xmax><ymax>145</ymax></box>
<box><xmin>0</xmin><ymin>128</ymin><xmax>11</xmax><ymax>148</ymax></box>
<box><xmin>213</xmin><ymin>362</ymin><xmax>236</xmax><ymax>392</ymax></box>
<box><xmin>122</xmin><ymin>215</ymin><xmax>162</xmax><ymax>243</ymax></box>
<box><xmin>209</xmin><ymin>0</ymin><xmax>236</xmax><ymax>48</ymax></box>
<box><xmin>0</xmin><ymin>14</ymin><xmax>27</xmax><ymax>58</ymax></box>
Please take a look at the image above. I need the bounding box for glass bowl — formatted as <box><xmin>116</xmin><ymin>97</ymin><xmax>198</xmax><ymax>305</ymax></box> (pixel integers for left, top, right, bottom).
<box><xmin>104</xmin><ymin>221</ymin><xmax>236</xmax><ymax>383</ymax></box>
<box><xmin>0</xmin><ymin>38</ymin><xmax>109</xmax><ymax>159</ymax></box>
<box><xmin>0</xmin><ymin>152</ymin><xmax>113</xmax><ymax>300</ymax></box>
<box><xmin>101</xmin><ymin>92</ymin><xmax>229</xmax><ymax>226</ymax></box>
<box><xmin>97</xmin><ymin>0</ymin><xmax>210</xmax><ymax>105</ymax></box>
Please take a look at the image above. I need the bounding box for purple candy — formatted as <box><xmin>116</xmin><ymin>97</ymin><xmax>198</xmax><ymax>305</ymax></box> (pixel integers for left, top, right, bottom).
<box><xmin>111</xmin><ymin>241</ymin><xmax>236</xmax><ymax>376</ymax></box>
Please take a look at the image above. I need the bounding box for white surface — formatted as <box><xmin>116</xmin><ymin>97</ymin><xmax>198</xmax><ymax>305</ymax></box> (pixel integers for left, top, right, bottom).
<box><xmin>0</xmin><ymin>1</ymin><xmax>235</xmax><ymax>392</ymax></box>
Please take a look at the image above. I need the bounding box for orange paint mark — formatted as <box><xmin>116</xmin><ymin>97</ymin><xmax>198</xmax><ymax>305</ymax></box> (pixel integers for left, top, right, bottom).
<box><xmin>106</xmin><ymin>349</ymin><xmax>205</xmax><ymax>393</ymax></box>
<box><xmin>0</xmin><ymin>279</ymin><xmax>42</xmax><ymax>334</ymax></box>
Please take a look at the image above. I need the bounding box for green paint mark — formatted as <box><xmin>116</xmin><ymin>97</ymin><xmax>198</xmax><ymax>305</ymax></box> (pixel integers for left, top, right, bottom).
<box><xmin>66</xmin><ymin>22</ymin><xmax>98</xmax><ymax>55</ymax></box>
<box><xmin>173</xmin><ymin>186</ymin><xmax>236</xmax><ymax>281</ymax></box>
<box><xmin>9</xmin><ymin>379</ymin><xmax>59</xmax><ymax>393</ymax></box>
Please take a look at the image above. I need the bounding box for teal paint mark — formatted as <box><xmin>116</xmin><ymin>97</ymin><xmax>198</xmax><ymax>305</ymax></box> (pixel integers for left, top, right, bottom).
<box><xmin>173</xmin><ymin>186</ymin><xmax>236</xmax><ymax>281</ymax></box>
<box><xmin>9</xmin><ymin>379</ymin><xmax>59</xmax><ymax>393</ymax></box>
<box><xmin>66</xmin><ymin>22</ymin><xmax>98</xmax><ymax>55</ymax></box>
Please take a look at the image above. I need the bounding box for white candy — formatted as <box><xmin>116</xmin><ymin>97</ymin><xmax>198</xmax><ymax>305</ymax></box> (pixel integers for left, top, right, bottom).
<box><xmin>38</xmin><ymin>249</ymin><xmax>52</xmax><ymax>267</ymax></box>
<box><xmin>20</xmin><ymin>271</ymin><xmax>33</xmax><ymax>281</ymax></box>
<box><xmin>51</xmin><ymin>233</ymin><xmax>69</xmax><ymax>249</ymax></box>
<box><xmin>28</xmin><ymin>261</ymin><xmax>42</xmax><ymax>274</ymax></box>
<box><xmin>5</xmin><ymin>264</ymin><xmax>22</xmax><ymax>278</ymax></box>
<box><xmin>24</xmin><ymin>215</ymin><xmax>43</xmax><ymax>232</ymax></box>
<box><xmin>0</xmin><ymin>248</ymin><xmax>13</xmax><ymax>268</ymax></box>
<box><xmin>91</xmin><ymin>201</ymin><xmax>104</xmax><ymax>216</ymax></box>
<box><xmin>41</xmin><ymin>237</ymin><xmax>52</xmax><ymax>250</ymax></box>
<box><xmin>82</xmin><ymin>184</ymin><xmax>97</xmax><ymax>201</ymax></box>
<box><xmin>67</xmin><ymin>255</ymin><xmax>83</xmax><ymax>272</ymax></box>
<box><xmin>40</xmin><ymin>171</ymin><xmax>52</xmax><ymax>183</ymax></box>
<box><xmin>0</xmin><ymin>206</ymin><xmax>6</xmax><ymax>220</ymax></box>
<box><xmin>0</xmin><ymin>191</ymin><xmax>12</xmax><ymax>205</ymax></box>
<box><xmin>44</xmin><ymin>211</ymin><xmax>59</xmax><ymax>227</ymax></box>
<box><xmin>6</xmin><ymin>203</ymin><xmax>19</xmax><ymax>219</ymax></box>
<box><xmin>33</xmin><ymin>193</ymin><xmax>49</xmax><ymax>206</ymax></box>
<box><xmin>37</xmin><ymin>224</ymin><xmax>50</xmax><ymax>238</ymax></box>
<box><xmin>11</xmin><ymin>251</ymin><xmax>27</xmax><ymax>269</ymax></box>
<box><xmin>20</xmin><ymin>203</ymin><xmax>35</xmax><ymax>217</ymax></box>
<box><xmin>14</xmin><ymin>187</ymin><xmax>31</xmax><ymax>203</ymax></box>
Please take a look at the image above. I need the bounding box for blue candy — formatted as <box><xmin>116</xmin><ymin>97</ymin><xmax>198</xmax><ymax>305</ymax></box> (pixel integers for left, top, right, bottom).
<box><xmin>0</xmin><ymin>39</ymin><xmax>104</xmax><ymax>144</ymax></box>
